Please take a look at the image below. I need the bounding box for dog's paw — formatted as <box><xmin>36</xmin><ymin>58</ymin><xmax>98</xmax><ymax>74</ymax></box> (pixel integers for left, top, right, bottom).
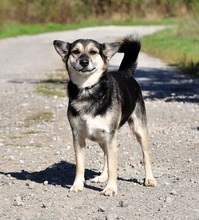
<box><xmin>90</xmin><ymin>175</ymin><xmax>108</xmax><ymax>183</ymax></box>
<box><xmin>144</xmin><ymin>178</ymin><xmax>157</xmax><ymax>187</ymax></box>
<box><xmin>101</xmin><ymin>185</ymin><xmax>117</xmax><ymax>196</ymax></box>
<box><xmin>70</xmin><ymin>181</ymin><xmax>84</xmax><ymax>192</ymax></box>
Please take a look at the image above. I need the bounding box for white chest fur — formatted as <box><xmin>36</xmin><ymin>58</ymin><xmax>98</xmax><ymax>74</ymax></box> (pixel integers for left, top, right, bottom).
<box><xmin>70</xmin><ymin>112</ymin><xmax>113</xmax><ymax>142</ymax></box>
<box><xmin>83</xmin><ymin>114</ymin><xmax>112</xmax><ymax>141</ymax></box>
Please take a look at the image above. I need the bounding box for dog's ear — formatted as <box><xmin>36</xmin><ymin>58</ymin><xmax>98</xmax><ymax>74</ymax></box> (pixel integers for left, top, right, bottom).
<box><xmin>53</xmin><ymin>40</ymin><xmax>70</xmax><ymax>62</ymax></box>
<box><xmin>103</xmin><ymin>42</ymin><xmax>120</xmax><ymax>62</ymax></box>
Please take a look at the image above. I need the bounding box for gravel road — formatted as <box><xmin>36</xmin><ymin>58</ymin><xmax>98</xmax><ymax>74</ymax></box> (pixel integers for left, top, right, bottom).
<box><xmin>0</xmin><ymin>26</ymin><xmax>198</xmax><ymax>220</ymax></box>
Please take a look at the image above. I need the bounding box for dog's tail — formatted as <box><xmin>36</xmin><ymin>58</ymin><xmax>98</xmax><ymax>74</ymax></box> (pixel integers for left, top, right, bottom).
<box><xmin>118</xmin><ymin>34</ymin><xmax>141</xmax><ymax>75</ymax></box>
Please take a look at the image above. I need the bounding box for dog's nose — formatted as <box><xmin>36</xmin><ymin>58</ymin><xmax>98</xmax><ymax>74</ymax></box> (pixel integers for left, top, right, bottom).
<box><xmin>80</xmin><ymin>59</ymin><xmax>89</xmax><ymax>67</ymax></box>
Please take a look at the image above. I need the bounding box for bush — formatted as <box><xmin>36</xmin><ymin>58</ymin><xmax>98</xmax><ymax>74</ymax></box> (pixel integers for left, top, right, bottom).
<box><xmin>0</xmin><ymin>0</ymin><xmax>198</xmax><ymax>25</ymax></box>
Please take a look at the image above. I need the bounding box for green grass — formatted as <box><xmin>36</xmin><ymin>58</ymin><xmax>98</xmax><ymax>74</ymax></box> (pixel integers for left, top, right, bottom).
<box><xmin>36</xmin><ymin>83</ymin><xmax>66</xmax><ymax>98</ymax></box>
<box><xmin>142</xmin><ymin>16</ymin><xmax>199</xmax><ymax>76</ymax></box>
<box><xmin>24</xmin><ymin>111</ymin><xmax>53</xmax><ymax>127</ymax></box>
<box><xmin>0</xmin><ymin>19</ymin><xmax>177</xmax><ymax>39</ymax></box>
<box><xmin>35</xmin><ymin>72</ymin><xmax>67</xmax><ymax>97</ymax></box>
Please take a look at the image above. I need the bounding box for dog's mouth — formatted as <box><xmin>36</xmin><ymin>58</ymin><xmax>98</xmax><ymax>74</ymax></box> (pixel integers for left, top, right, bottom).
<box><xmin>74</xmin><ymin>67</ymin><xmax>96</xmax><ymax>73</ymax></box>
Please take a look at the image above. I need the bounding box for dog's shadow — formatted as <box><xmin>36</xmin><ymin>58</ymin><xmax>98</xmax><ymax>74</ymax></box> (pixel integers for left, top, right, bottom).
<box><xmin>0</xmin><ymin>161</ymin><xmax>142</xmax><ymax>191</ymax></box>
<box><xmin>0</xmin><ymin>161</ymin><xmax>99</xmax><ymax>191</ymax></box>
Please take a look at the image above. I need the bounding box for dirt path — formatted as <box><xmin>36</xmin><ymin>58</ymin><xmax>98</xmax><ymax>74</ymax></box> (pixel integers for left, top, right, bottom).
<box><xmin>0</xmin><ymin>26</ymin><xmax>198</xmax><ymax>220</ymax></box>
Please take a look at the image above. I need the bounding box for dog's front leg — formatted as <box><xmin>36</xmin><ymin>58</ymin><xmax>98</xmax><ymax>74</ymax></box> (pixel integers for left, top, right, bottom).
<box><xmin>70</xmin><ymin>134</ymin><xmax>86</xmax><ymax>192</ymax></box>
<box><xmin>101</xmin><ymin>135</ymin><xmax>118</xmax><ymax>196</ymax></box>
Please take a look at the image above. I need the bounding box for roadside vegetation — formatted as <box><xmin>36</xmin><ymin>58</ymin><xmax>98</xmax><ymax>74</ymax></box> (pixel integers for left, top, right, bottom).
<box><xmin>35</xmin><ymin>72</ymin><xmax>67</xmax><ymax>98</ymax></box>
<box><xmin>0</xmin><ymin>0</ymin><xmax>198</xmax><ymax>76</ymax></box>
<box><xmin>24</xmin><ymin>111</ymin><xmax>53</xmax><ymax>127</ymax></box>
<box><xmin>142</xmin><ymin>15</ymin><xmax>199</xmax><ymax>76</ymax></box>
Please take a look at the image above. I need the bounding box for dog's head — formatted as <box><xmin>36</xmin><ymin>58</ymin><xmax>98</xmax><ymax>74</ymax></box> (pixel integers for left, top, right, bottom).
<box><xmin>53</xmin><ymin>39</ymin><xmax>120</xmax><ymax>88</ymax></box>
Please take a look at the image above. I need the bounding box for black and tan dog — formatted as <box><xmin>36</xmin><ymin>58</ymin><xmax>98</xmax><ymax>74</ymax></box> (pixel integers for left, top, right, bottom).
<box><xmin>53</xmin><ymin>34</ymin><xmax>157</xmax><ymax>196</ymax></box>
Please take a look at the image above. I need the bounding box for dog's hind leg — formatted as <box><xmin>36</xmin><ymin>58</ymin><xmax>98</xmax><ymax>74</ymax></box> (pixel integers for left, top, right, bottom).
<box><xmin>70</xmin><ymin>135</ymin><xmax>86</xmax><ymax>192</ymax></box>
<box><xmin>128</xmin><ymin>111</ymin><xmax>157</xmax><ymax>187</ymax></box>
<box><xmin>91</xmin><ymin>143</ymin><xmax>108</xmax><ymax>183</ymax></box>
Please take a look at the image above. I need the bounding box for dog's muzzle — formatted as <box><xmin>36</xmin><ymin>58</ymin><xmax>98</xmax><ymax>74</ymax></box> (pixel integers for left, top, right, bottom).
<box><xmin>74</xmin><ymin>57</ymin><xmax>96</xmax><ymax>73</ymax></box>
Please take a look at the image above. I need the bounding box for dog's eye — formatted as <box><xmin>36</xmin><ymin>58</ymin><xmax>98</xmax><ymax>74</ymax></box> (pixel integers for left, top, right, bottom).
<box><xmin>72</xmin><ymin>49</ymin><xmax>80</xmax><ymax>55</ymax></box>
<box><xmin>89</xmin><ymin>50</ymin><xmax>97</xmax><ymax>55</ymax></box>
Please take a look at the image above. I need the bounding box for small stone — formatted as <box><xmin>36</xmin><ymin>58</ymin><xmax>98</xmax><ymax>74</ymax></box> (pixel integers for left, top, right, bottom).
<box><xmin>105</xmin><ymin>212</ymin><xmax>118</xmax><ymax>220</ymax></box>
<box><xmin>43</xmin><ymin>180</ymin><xmax>48</xmax><ymax>185</ymax></box>
<box><xmin>41</xmin><ymin>202</ymin><xmax>51</xmax><ymax>208</ymax></box>
<box><xmin>27</xmin><ymin>182</ymin><xmax>35</xmax><ymax>189</ymax></box>
<box><xmin>41</xmin><ymin>203</ymin><xmax>47</xmax><ymax>208</ymax></box>
<box><xmin>13</xmin><ymin>196</ymin><xmax>23</xmax><ymax>206</ymax></box>
<box><xmin>165</xmin><ymin>196</ymin><xmax>172</xmax><ymax>203</ymax></box>
<box><xmin>170</xmin><ymin>190</ymin><xmax>177</xmax><ymax>195</ymax></box>
<box><xmin>190</xmin><ymin>178</ymin><xmax>197</xmax><ymax>183</ymax></box>
<box><xmin>119</xmin><ymin>200</ymin><xmax>128</xmax><ymax>208</ymax></box>
<box><xmin>187</xmin><ymin>158</ymin><xmax>192</xmax><ymax>163</ymax></box>
<box><xmin>98</xmin><ymin>206</ymin><xmax>105</xmax><ymax>212</ymax></box>
<box><xmin>8</xmin><ymin>155</ymin><xmax>15</xmax><ymax>160</ymax></box>
<box><xmin>66</xmin><ymin>145</ymin><xmax>71</xmax><ymax>150</ymax></box>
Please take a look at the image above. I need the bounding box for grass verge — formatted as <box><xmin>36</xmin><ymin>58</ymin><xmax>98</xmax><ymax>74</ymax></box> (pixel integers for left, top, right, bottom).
<box><xmin>142</xmin><ymin>16</ymin><xmax>199</xmax><ymax>77</ymax></box>
<box><xmin>0</xmin><ymin>18</ymin><xmax>176</xmax><ymax>39</ymax></box>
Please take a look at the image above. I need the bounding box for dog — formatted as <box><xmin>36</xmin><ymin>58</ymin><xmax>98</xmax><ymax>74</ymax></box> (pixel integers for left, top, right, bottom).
<box><xmin>53</xmin><ymin>34</ymin><xmax>157</xmax><ymax>196</ymax></box>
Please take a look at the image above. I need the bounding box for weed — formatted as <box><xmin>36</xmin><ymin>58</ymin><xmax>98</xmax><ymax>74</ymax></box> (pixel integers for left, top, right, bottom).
<box><xmin>23</xmin><ymin>130</ymin><xmax>41</xmax><ymax>135</ymax></box>
<box><xmin>35</xmin><ymin>72</ymin><xmax>67</xmax><ymax>97</ymax></box>
<box><xmin>179</xmin><ymin>61</ymin><xmax>199</xmax><ymax>77</ymax></box>
<box><xmin>36</xmin><ymin>83</ymin><xmax>66</xmax><ymax>98</ymax></box>
<box><xmin>9</xmin><ymin>136</ymin><xmax>22</xmax><ymax>139</ymax></box>
<box><xmin>24</xmin><ymin>111</ymin><xmax>53</xmax><ymax>127</ymax></box>
<box><xmin>35</xmin><ymin>143</ymin><xmax>43</xmax><ymax>148</ymax></box>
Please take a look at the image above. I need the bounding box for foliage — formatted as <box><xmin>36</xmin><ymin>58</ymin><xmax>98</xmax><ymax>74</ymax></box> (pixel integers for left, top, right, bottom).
<box><xmin>0</xmin><ymin>0</ymin><xmax>198</xmax><ymax>25</ymax></box>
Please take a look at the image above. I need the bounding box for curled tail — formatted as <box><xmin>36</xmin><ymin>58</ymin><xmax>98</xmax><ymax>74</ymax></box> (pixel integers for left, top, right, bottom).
<box><xmin>118</xmin><ymin>34</ymin><xmax>141</xmax><ymax>75</ymax></box>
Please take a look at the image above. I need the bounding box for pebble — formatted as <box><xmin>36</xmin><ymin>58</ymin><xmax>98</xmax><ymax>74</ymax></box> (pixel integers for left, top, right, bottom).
<box><xmin>170</xmin><ymin>190</ymin><xmax>177</xmax><ymax>195</ymax></box>
<box><xmin>98</xmin><ymin>207</ymin><xmax>105</xmax><ymax>212</ymax></box>
<box><xmin>8</xmin><ymin>155</ymin><xmax>15</xmax><ymax>160</ymax></box>
<box><xmin>105</xmin><ymin>212</ymin><xmax>118</xmax><ymax>220</ymax></box>
<box><xmin>41</xmin><ymin>202</ymin><xmax>52</xmax><ymax>208</ymax></box>
<box><xmin>66</xmin><ymin>145</ymin><xmax>71</xmax><ymax>150</ymax></box>
<box><xmin>119</xmin><ymin>200</ymin><xmax>128</xmax><ymax>208</ymax></box>
<box><xmin>13</xmin><ymin>196</ymin><xmax>23</xmax><ymax>206</ymax></box>
<box><xmin>187</xmin><ymin>158</ymin><xmax>192</xmax><ymax>163</ymax></box>
<box><xmin>165</xmin><ymin>196</ymin><xmax>173</xmax><ymax>203</ymax></box>
<box><xmin>26</xmin><ymin>181</ymin><xmax>36</xmax><ymax>189</ymax></box>
<box><xmin>43</xmin><ymin>180</ymin><xmax>48</xmax><ymax>185</ymax></box>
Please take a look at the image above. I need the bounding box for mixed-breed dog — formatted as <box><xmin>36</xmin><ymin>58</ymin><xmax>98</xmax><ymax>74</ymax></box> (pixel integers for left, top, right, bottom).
<box><xmin>53</xmin><ymin>33</ymin><xmax>157</xmax><ymax>196</ymax></box>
